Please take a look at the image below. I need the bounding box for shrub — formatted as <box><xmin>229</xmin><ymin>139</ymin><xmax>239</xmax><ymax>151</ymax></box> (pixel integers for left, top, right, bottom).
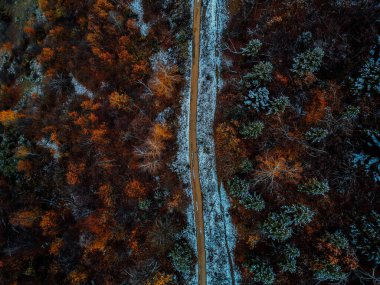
<box><xmin>291</xmin><ymin>47</ymin><xmax>324</xmax><ymax>77</ymax></box>
<box><xmin>305</xmin><ymin>127</ymin><xmax>329</xmax><ymax>143</ymax></box>
<box><xmin>278</xmin><ymin>244</ymin><xmax>300</xmax><ymax>273</ymax></box>
<box><xmin>267</xmin><ymin>96</ymin><xmax>290</xmax><ymax>115</ymax></box>
<box><xmin>169</xmin><ymin>242</ymin><xmax>194</xmax><ymax>275</ymax></box>
<box><xmin>248</xmin><ymin>258</ymin><xmax>276</xmax><ymax>285</ymax></box>
<box><xmin>244</xmin><ymin>61</ymin><xmax>273</xmax><ymax>87</ymax></box>
<box><xmin>240</xmin><ymin>121</ymin><xmax>264</xmax><ymax>139</ymax></box>
<box><xmin>350</xmin><ymin>211</ymin><xmax>380</xmax><ymax>265</ymax></box>
<box><xmin>241</xmin><ymin>39</ymin><xmax>262</xmax><ymax>57</ymax></box>
<box><xmin>298</xmin><ymin>178</ymin><xmax>330</xmax><ymax>195</ymax></box>
<box><xmin>244</xmin><ymin>87</ymin><xmax>270</xmax><ymax>112</ymax></box>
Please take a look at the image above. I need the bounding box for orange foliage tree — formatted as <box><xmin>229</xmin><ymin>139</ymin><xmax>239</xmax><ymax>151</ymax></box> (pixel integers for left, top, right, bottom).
<box><xmin>0</xmin><ymin>110</ymin><xmax>18</xmax><ymax>126</ymax></box>
<box><xmin>215</xmin><ymin>122</ymin><xmax>246</xmax><ymax>178</ymax></box>
<box><xmin>305</xmin><ymin>89</ymin><xmax>328</xmax><ymax>125</ymax></box>
<box><xmin>149</xmin><ymin>63</ymin><xmax>180</xmax><ymax>99</ymax></box>
<box><xmin>39</xmin><ymin>210</ymin><xmax>59</xmax><ymax>236</ymax></box>
<box><xmin>254</xmin><ymin>148</ymin><xmax>303</xmax><ymax>190</ymax></box>
<box><xmin>9</xmin><ymin>209</ymin><xmax>40</xmax><ymax>228</ymax></box>
<box><xmin>134</xmin><ymin>123</ymin><xmax>173</xmax><ymax>173</ymax></box>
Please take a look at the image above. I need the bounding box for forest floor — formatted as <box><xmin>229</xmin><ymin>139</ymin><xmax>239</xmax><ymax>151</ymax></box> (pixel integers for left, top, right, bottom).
<box><xmin>189</xmin><ymin>0</ymin><xmax>207</xmax><ymax>285</ymax></box>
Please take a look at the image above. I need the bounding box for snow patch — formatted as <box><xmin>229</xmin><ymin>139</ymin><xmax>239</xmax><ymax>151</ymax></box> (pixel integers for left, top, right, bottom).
<box><xmin>129</xmin><ymin>0</ymin><xmax>150</xmax><ymax>37</ymax></box>
<box><xmin>38</xmin><ymin>138</ymin><xmax>60</xmax><ymax>160</ymax></box>
<box><xmin>70</xmin><ymin>74</ymin><xmax>94</xmax><ymax>98</ymax></box>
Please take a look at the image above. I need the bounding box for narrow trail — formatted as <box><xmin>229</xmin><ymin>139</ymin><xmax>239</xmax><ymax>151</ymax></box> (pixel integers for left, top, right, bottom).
<box><xmin>188</xmin><ymin>0</ymin><xmax>207</xmax><ymax>285</ymax></box>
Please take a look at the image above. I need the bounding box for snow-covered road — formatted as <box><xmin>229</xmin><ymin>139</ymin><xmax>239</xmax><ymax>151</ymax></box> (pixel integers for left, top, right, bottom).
<box><xmin>174</xmin><ymin>0</ymin><xmax>240</xmax><ymax>284</ymax></box>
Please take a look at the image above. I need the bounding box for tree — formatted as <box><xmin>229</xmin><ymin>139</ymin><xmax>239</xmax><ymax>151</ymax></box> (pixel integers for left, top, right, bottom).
<box><xmin>247</xmin><ymin>258</ymin><xmax>276</xmax><ymax>285</ymax></box>
<box><xmin>313</xmin><ymin>263</ymin><xmax>349</xmax><ymax>283</ymax></box>
<box><xmin>240</xmin><ymin>121</ymin><xmax>264</xmax><ymax>139</ymax></box>
<box><xmin>261</xmin><ymin>211</ymin><xmax>293</xmax><ymax>241</ymax></box>
<box><xmin>261</xmin><ymin>204</ymin><xmax>314</xmax><ymax>241</ymax></box>
<box><xmin>169</xmin><ymin>242</ymin><xmax>194</xmax><ymax>275</ymax></box>
<box><xmin>109</xmin><ymin>91</ymin><xmax>132</xmax><ymax>111</ymax></box>
<box><xmin>282</xmin><ymin>204</ymin><xmax>315</xmax><ymax>226</ymax></box>
<box><xmin>351</xmin><ymin>37</ymin><xmax>380</xmax><ymax>97</ymax></box>
<box><xmin>267</xmin><ymin>96</ymin><xmax>290</xmax><ymax>115</ymax></box>
<box><xmin>278</xmin><ymin>244</ymin><xmax>300</xmax><ymax>273</ymax></box>
<box><xmin>291</xmin><ymin>47</ymin><xmax>324</xmax><ymax>77</ymax></box>
<box><xmin>254</xmin><ymin>149</ymin><xmax>303</xmax><ymax>190</ymax></box>
<box><xmin>244</xmin><ymin>87</ymin><xmax>270</xmax><ymax>112</ymax></box>
<box><xmin>244</xmin><ymin>61</ymin><xmax>273</xmax><ymax>87</ymax></box>
<box><xmin>241</xmin><ymin>39</ymin><xmax>262</xmax><ymax>57</ymax></box>
<box><xmin>216</xmin><ymin>122</ymin><xmax>246</xmax><ymax>177</ymax></box>
<box><xmin>10</xmin><ymin>209</ymin><xmax>40</xmax><ymax>228</ymax></box>
<box><xmin>351</xmin><ymin>211</ymin><xmax>380</xmax><ymax>265</ymax></box>
<box><xmin>228</xmin><ymin>177</ymin><xmax>266</xmax><ymax>211</ymax></box>
<box><xmin>145</xmin><ymin>272</ymin><xmax>173</xmax><ymax>285</ymax></box>
<box><xmin>0</xmin><ymin>110</ymin><xmax>18</xmax><ymax>126</ymax></box>
<box><xmin>149</xmin><ymin>63</ymin><xmax>180</xmax><ymax>99</ymax></box>
<box><xmin>66</xmin><ymin>161</ymin><xmax>85</xmax><ymax>185</ymax></box>
<box><xmin>305</xmin><ymin>127</ymin><xmax>329</xmax><ymax>143</ymax></box>
<box><xmin>298</xmin><ymin>178</ymin><xmax>330</xmax><ymax>195</ymax></box>
<box><xmin>40</xmin><ymin>210</ymin><xmax>59</xmax><ymax>236</ymax></box>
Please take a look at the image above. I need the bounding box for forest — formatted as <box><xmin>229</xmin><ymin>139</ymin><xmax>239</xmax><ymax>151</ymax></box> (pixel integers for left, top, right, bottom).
<box><xmin>0</xmin><ymin>0</ymin><xmax>379</xmax><ymax>285</ymax></box>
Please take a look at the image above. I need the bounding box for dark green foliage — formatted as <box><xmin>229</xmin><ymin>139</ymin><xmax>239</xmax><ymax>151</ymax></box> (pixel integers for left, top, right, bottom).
<box><xmin>313</xmin><ymin>263</ymin><xmax>348</xmax><ymax>283</ymax></box>
<box><xmin>278</xmin><ymin>244</ymin><xmax>300</xmax><ymax>273</ymax></box>
<box><xmin>267</xmin><ymin>96</ymin><xmax>290</xmax><ymax>115</ymax></box>
<box><xmin>351</xmin><ymin>37</ymin><xmax>379</xmax><ymax>97</ymax></box>
<box><xmin>282</xmin><ymin>204</ymin><xmax>315</xmax><ymax>226</ymax></box>
<box><xmin>326</xmin><ymin>230</ymin><xmax>349</xmax><ymax>250</ymax></box>
<box><xmin>248</xmin><ymin>258</ymin><xmax>276</xmax><ymax>285</ymax></box>
<box><xmin>240</xmin><ymin>121</ymin><xmax>264</xmax><ymax>139</ymax></box>
<box><xmin>0</xmin><ymin>133</ymin><xmax>18</xmax><ymax>178</ymax></box>
<box><xmin>169</xmin><ymin>242</ymin><xmax>194</xmax><ymax>275</ymax></box>
<box><xmin>244</xmin><ymin>87</ymin><xmax>269</xmax><ymax>112</ymax></box>
<box><xmin>291</xmin><ymin>47</ymin><xmax>324</xmax><ymax>76</ymax></box>
<box><xmin>244</xmin><ymin>61</ymin><xmax>273</xmax><ymax>87</ymax></box>
<box><xmin>241</xmin><ymin>39</ymin><xmax>262</xmax><ymax>57</ymax></box>
<box><xmin>296</xmin><ymin>31</ymin><xmax>313</xmax><ymax>49</ymax></box>
<box><xmin>353</xmin><ymin>129</ymin><xmax>380</xmax><ymax>182</ymax></box>
<box><xmin>228</xmin><ymin>177</ymin><xmax>265</xmax><ymax>211</ymax></box>
<box><xmin>341</xmin><ymin>105</ymin><xmax>360</xmax><ymax>121</ymax></box>
<box><xmin>228</xmin><ymin>177</ymin><xmax>249</xmax><ymax>197</ymax></box>
<box><xmin>239</xmin><ymin>158</ymin><xmax>253</xmax><ymax>174</ymax></box>
<box><xmin>298</xmin><ymin>178</ymin><xmax>330</xmax><ymax>195</ymax></box>
<box><xmin>261</xmin><ymin>204</ymin><xmax>314</xmax><ymax>241</ymax></box>
<box><xmin>261</xmin><ymin>212</ymin><xmax>293</xmax><ymax>241</ymax></box>
<box><xmin>351</xmin><ymin>211</ymin><xmax>380</xmax><ymax>265</ymax></box>
<box><xmin>240</xmin><ymin>191</ymin><xmax>265</xmax><ymax>212</ymax></box>
<box><xmin>305</xmin><ymin>127</ymin><xmax>329</xmax><ymax>143</ymax></box>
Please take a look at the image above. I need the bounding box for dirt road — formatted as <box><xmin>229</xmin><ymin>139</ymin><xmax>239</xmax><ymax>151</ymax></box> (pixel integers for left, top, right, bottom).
<box><xmin>189</xmin><ymin>0</ymin><xmax>207</xmax><ymax>284</ymax></box>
